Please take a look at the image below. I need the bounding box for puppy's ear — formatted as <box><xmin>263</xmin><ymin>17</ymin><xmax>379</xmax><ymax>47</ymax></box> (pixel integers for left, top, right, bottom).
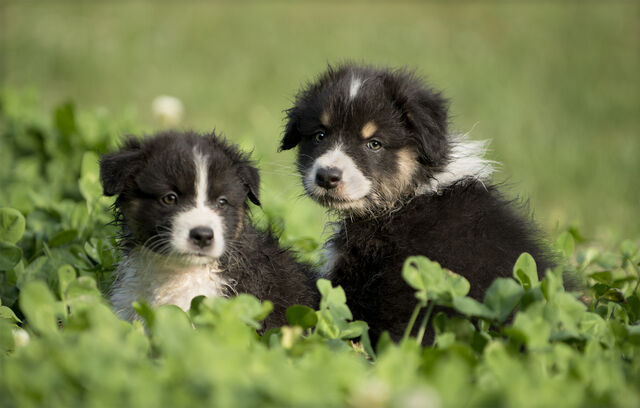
<box><xmin>280</xmin><ymin>107</ymin><xmax>301</xmax><ymax>151</ymax></box>
<box><xmin>99</xmin><ymin>138</ymin><xmax>143</xmax><ymax>196</ymax></box>
<box><xmin>239</xmin><ymin>163</ymin><xmax>261</xmax><ymax>206</ymax></box>
<box><xmin>388</xmin><ymin>75</ymin><xmax>450</xmax><ymax>167</ymax></box>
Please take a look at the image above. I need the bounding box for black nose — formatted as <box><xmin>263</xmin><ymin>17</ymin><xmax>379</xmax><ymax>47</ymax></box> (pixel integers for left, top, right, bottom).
<box><xmin>315</xmin><ymin>167</ymin><xmax>342</xmax><ymax>189</ymax></box>
<box><xmin>189</xmin><ymin>226</ymin><xmax>214</xmax><ymax>248</ymax></box>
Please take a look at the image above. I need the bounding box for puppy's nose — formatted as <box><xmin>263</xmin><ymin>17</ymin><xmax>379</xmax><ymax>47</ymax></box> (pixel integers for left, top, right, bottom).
<box><xmin>189</xmin><ymin>226</ymin><xmax>214</xmax><ymax>248</ymax></box>
<box><xmin>315</xmin><ymin>167</ymin><xmax>342</xmax><ymax>189</ymax></box>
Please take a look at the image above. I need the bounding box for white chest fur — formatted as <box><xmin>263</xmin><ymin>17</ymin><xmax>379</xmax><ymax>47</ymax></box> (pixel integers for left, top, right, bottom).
<box><xmin>319</xmin><ymin>223</ymin><xmax>343</xmax><ymax>279</ymax></box>
<box><xmin>110</xmin><ymin>250</ymin><xmax>228</xmax><ymax>321</ymax></box>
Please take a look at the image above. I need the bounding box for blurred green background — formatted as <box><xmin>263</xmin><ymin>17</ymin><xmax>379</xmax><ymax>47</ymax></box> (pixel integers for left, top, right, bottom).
<box><xmin>2</xmin><ymin>1</ymin><xmax>639</xmax><ymax>245</ymax></box>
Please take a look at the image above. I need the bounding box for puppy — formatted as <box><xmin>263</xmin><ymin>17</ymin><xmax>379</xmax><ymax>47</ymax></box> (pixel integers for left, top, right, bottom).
<box><xmin>100</xmin><ymin>130</ymin><xmax>318</xmax><ymax>329</ymax></box>
<box><xmin>281</xmin><ymin>64</ymin><xmax>555</xmax><ymax>343</ymax></box>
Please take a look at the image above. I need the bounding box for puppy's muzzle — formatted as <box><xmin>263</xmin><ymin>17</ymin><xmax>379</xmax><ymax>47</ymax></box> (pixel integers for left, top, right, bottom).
<box><xmin>315</xmin><ymin>166</ymin><xmax>342</xmax><ymax>190</ymax></box>
<box><xmin>189</xmin><ymin>226</ymin><xmax>214</xmax><ymax>248</ymax></box>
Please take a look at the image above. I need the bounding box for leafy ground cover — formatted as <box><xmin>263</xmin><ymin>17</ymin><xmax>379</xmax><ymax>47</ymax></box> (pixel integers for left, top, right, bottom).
<box><xmin>1</xmin><ymin>93</ymin><xmax>639</xmax><ymax>407</ymax></box>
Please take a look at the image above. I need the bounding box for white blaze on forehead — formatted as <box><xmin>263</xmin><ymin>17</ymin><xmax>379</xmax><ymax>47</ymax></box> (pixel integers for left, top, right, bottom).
<box><xmin>305</xmin><ymin>145</ymin><xmax>372</xmax><ymax>201</ymax></box>
<box><xmin>171</xmin><ymin>147</ymin><xmax>225</xmax><ymax>258</ymax></box>
<box><xmin>194</xmin><ymin>148</ymin><xmax>209</xmax><ymax>208</ymax></box>
<box><xmin>349</xmin><ymin>76</ymin><xmax>363</xmax><ymax>100</ymax></box>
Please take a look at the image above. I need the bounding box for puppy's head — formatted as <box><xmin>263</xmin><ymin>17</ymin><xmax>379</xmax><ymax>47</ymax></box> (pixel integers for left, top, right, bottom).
<box><xmin>281</xmin><ymin>64</ymin><xmax>450</xmax><ymax>214</ymax></box>
<box><xmin>100</xmin><ymin>131</ymin><xmax>260</xmax><ymax>263</ymax></box>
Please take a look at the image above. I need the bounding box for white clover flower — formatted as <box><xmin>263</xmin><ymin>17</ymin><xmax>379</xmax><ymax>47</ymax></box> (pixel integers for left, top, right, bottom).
<box><xmin>152</xmin><ymin>95</ymin><xmax>184</xmax><ymax>127</ymax></box>
<box><xmin>12</xmin><ymin>328</ymin><xmax>30</xmax><ymax>348</ymax></box>
<box><xmin>348</xmin><ymin>379</ymin><xmax>390</xmax><ymax>408</ymax></box>
<box><xmin>399</xmin><ymin>387</ymin><xmax>441</xmax><ymax>408</ymax></box>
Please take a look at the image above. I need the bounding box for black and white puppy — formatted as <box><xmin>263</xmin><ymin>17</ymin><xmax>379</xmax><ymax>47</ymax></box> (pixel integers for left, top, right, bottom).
<box><xmin>100</xmin><ymin>130</ymin><xmax>318</xmax><ymax>329</ymax></box>
<box><xmin>281</xmin><ymin>64</ymin><xmax>554</xmax><ymax>343</ymax></box>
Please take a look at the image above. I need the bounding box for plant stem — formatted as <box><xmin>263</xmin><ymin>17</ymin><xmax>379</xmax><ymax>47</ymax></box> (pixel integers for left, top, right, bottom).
<box><xmin>402</xmin><ymin>303</ymin><xmax>423</xmax><ymax>342</ymax></box>
<box><xmin>416</xmin><ymin>302</ymin><xmax>435</xmax><ymax>345</ymax></box>
<box><xmin>628</xmin><ymin>258</ymin><xmax>640</xmax><ymax>295</ymax></box>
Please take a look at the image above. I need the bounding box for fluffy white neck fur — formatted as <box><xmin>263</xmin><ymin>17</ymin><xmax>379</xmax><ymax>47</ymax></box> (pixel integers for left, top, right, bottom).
<box><xmin>418</xmin><ymin>134</ymin><xmax>496</xmax><ymax>195</ymax></box>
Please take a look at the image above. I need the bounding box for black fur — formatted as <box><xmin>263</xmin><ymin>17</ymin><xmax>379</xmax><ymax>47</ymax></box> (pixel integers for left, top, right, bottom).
<box><xmin>328</xmin><ymin>184</ymin><xmax>554</xmax><ymax>343</ymax></box>
<box><xmin>101</xmin><ymin>130</ymin><xmax>318</xmax><ymax>329</ymax></box>
<box><xmin>281</xmin><ymin>63</ymin><xmax>556</xmax><ymax>343</ymax></box>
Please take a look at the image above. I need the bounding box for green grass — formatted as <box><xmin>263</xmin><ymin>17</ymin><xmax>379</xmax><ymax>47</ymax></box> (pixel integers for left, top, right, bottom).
<box><xmin>2</xmin><ymin>1</ymin><xmax>639</xmax><ymax>244</ymax></box>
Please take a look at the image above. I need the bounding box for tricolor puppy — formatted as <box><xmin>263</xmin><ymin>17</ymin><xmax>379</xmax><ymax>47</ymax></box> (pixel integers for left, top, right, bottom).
<box><xmin>281</xmin><ymin>64</ymin><xmax>555</xmax><ymax>343</ymax></box>
<box><xmin>100</xmin><ymin>130</ymin><xmax>318</xmax><ymax>328</ymax></box>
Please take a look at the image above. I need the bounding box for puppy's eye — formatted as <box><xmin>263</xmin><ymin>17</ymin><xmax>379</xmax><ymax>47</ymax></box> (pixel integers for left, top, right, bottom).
<box><xmin>314</xmin><ymin>131</ymin><xmax>326</xmax><ymax>145</ymax></box>
<box><xmin>366</xmin><ymin>140</ymin><xmax>383</xmax><ymax>151</ymax></box>
<box><xmin>161</xmin><ymin>192</ymin><xmax>178</xmax><ymax>206</ymax></box>
<box><xmin>216</xmin><ymin>197</ymin><xmax>228</xmax><ymax>208</ymax></box>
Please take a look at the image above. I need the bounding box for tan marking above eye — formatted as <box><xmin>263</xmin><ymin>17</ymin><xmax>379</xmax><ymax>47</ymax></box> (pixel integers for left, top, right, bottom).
<box><xmin>361</xmin><ymin>121</ymin><xmax>378</xmax><ymax>139</ymax></box>
<box><xmin>320</xmin><ymin>111</ymin><xmax>330</xmax><ymax>127</ymax></box>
